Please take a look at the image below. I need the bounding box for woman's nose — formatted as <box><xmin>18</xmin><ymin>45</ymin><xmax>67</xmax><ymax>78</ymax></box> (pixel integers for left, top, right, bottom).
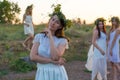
<box><xmin>52</xmin><ymin>22</ymin><xmax>55</xmax><ymax>25</ymax></box>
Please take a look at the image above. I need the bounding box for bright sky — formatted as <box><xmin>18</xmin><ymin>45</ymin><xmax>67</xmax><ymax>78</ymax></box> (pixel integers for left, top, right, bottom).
<box><xmin>9</xmin><ymin>0</ymin><xmax>120</xmax><ymax>25</ymax></box>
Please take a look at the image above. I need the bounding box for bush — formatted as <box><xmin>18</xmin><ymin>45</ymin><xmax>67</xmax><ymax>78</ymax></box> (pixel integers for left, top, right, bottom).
<box><xmin>10</xmin><ymin>58</ymin><xmax>36</xmax><ymax>73</ymax></box>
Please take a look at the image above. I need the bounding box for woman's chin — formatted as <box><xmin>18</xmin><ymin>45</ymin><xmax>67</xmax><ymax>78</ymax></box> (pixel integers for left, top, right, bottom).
<box><xmin>49</xmin><ymin>28</ymin><xmax>55</xmax><ymax>31</ymax></box>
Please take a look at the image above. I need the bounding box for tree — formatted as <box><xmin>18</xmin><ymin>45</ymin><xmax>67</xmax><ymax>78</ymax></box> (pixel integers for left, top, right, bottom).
<box><xmin>77</xmin><ymin>18</ymin><xmax>81</xmax><ymax>24</ymax></box>
<box><xmin>0</xmin><ymin>0</ymin><xmax>21</xmax><ymax>24</ymax></box>
<box><xmin>83</xmin><ymin>20</ymin><xmax>86</xmax><ymax>24</ymax></box>
<box><xmin>50</xmin><ymin>4</ymin><xmax>72</xmax><ymax>29</ymax></box>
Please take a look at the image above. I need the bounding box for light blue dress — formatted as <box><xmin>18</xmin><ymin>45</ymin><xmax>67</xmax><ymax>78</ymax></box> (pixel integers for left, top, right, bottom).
<box><xmin>108</xmin><ymin>30</ymin><xmax>120</xmax><ymax>63</ymax></box>
<box><xmin>33</xmin><ymin>33</ymin><xmax>68</xmax><ymax>80</ymax></box>
<box><xmin>92</xmin><ymin>31</ymin><xmax>107</xmax><ymax>80</ymax></box>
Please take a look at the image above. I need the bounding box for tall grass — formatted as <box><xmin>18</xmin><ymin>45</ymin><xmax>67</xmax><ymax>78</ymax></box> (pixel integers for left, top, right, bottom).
<box><xmin>0</xmin><ymin>23</ymin><xmax>95</xmax><ymax>78</ymax></box>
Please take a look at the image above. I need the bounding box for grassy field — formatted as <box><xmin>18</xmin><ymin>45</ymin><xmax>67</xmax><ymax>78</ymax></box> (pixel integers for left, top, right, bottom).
<box><xmin>0</xmin><ymin>23</ymin><xmax>110</xmax><ymax>79</ymax></box>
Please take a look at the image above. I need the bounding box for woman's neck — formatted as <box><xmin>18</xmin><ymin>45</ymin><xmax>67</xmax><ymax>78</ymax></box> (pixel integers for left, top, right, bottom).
<box><xmin>26</xmin><ymin>14</ymin><xmax>30</xmax><ymax>16</ymax></box>
<box><xmin>50</xmin><ymin>30</ymin><xmax>55</xmax><ymax>36</ymax></box>
<box><xmin>100</xmin><ymin>28</ymin><xmax>103</xmax><ymax>32</ymax></box>
<box><xmin>26</xmin><ymin>12</ymin><xmax>31</xmax><ymax>15</ymax></box>
<box><xmin>112</xmin><ymin>26</ymin><xmax>117</xmax><ymax>30</ymax></box>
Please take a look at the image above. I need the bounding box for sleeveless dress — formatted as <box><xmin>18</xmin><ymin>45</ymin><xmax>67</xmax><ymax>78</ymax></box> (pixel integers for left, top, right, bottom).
<box><xmin>92</xmin><ymin>31</ymin><xmax>107</xmax><ymax>80</ymax></box>
<box><xmin>24</xmin><ymin>15</ymin><xmax>34</xmax><ymax>35</ymax></box>
<box><xmin>33</xmin><ymin>33</ymin><xmax>68</xmax><ymax>80</ymax></box>
<box><xmin>108</xmin><ymin>30</ymin><xmax>120</xmax><ymax>63</ymax></box>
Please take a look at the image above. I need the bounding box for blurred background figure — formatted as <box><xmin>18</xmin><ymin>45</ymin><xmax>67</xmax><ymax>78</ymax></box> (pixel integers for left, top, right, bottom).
<box><xmin>22</xmin><ymin>4</ymin><xmax>34</xmax><ymax>51</ymax></box>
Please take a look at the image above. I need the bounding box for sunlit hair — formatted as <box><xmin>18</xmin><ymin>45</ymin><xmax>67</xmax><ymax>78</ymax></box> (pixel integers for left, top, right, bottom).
<box><xmin>41</xmin><ymin>12</ymin><xmax>69</xmax><ymax>41</ymax></box>
<box><xmin>25</xmin><ymin>5</ymin><xmax>33</xmax><ymax>16</ymax></box>
<box><xmin>94</xmin><ymin>18</ymin><xmax>106</xmax><ymax>38</ymax></box>
<box><xmin>110</xmin><ymin>16</ymin><xmax>120</xmax><ymax>31</ymax></box>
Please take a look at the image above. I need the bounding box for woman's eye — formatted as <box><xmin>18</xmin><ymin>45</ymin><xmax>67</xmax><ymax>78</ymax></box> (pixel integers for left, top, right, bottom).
<box><xmin>52</xmin><ymin>18</ymin><xmax>55</xmax><ymax>21</ymax></box>
<box><xmin>56</xmin><ymin>21</ymin><xmax>59</xmax><ymax>24</ymax></box>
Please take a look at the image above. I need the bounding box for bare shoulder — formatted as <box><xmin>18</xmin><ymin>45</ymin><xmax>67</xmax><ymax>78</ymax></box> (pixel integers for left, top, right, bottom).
<box><xmin>23</xmin><ymin>14</ymin><xmax>26</xmax><ymax>17</ymax></box>
<box><xmin>93</xmin><ymin>29</ymin><xmax>98</xmax><ymax>34</ymax></box>
<box><xmin>116</xmin><ymin>27</ymin><xmax>120</xmax><ymax>33</ymax></box>
<box><xmin>117</xmin><ymin>27</ymin><xmax>120</xmax><ymax>31</ymax></box>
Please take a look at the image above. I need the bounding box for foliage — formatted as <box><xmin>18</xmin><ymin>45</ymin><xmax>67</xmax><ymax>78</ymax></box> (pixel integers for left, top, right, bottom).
<box><xmin>0</xmin><ymin>24</ymin><xmax>95</xmax><ymax>75</ymax></box>
<box><xmin>0</xmin><ymin>0</ymin><xmax>21</xmax><ymax>24</ymax></box>
<box><xmin>94</xmin><ymin>17</ymin><xmax>106</xmax><ymax>25</ymax></box>
<box><xmin>51</xmin><ymin>4</ymin><xmax>61</xmax><ymax>14</ymax></box>
<box><xmin>10</xmin><ymin>58</ymin><xmax>36</xmax><ymax>73</ymax></box>
<box><xmin>66</xmin><ymin>19</ymin><xmax>72</xmax><ymax>29</ymax></box>
<box><xmin>0</xmin><ymin>69</ymin><xmax>8</xmax><ymax>77</ymax></box>
<box><xmin>49</xmin><ymin>4</ymin><xmax>73</xmax><ymax>29</ymax></box>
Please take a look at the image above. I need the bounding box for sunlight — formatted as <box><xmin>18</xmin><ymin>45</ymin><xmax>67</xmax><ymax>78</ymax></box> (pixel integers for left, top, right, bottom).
<box><xmin>9</xmin><ymin>0</ymin><xmax>120</xmax><ymax>24</ymax></box>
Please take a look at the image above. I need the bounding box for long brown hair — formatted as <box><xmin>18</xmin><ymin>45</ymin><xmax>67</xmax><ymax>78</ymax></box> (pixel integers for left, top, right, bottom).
<box><xmin>25</xmin><ymin>5</ymin><xmax>33</xmax><ymax>16</ymax></box>
<box><xmin>95</xmin><ymin>18</ymin><xmax>106</xmax><ymax>38</ymax></box>
<box><xmin>41</xmin><ymin>12</ymin><xmax>69</xmax><ymax>42</ymax></box>
<box><xmin>110</xmin><ymin>16</ymin><xmax>120</xmax><ymax>31</ymax></box>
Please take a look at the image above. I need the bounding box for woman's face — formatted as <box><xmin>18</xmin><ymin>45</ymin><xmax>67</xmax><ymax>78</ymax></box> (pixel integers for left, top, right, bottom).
<box><xmin>98</xmin><ymin>21</ymin><xmax>104</xmax><ymax>29</ymax></box>
<box><xmin>48</xmin><ymin>15</ymin><xmax>61</xmax><ymax>31</ymax></box>
<box><xmin>111</xmin><ymin>19</ymin><xmax>117</xmax><ymax>26</ymax></box>
<box><xmin>26</xmin><ymin>8</ymin><xmax>32</xmax><ymax>15</ymax></box>
<box><xmin>29</xmin><ymin>8</ymin><xmax>32</xmax><ymax>12</ymax></box>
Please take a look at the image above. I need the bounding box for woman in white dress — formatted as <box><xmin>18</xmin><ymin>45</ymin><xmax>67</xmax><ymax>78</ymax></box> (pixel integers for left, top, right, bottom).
<box><xmin>92</xmin><ymin>18</ymin><xmax>107</xmax><ymax>80</ymax></box>
<box><xmin>108</xmin><ymin>17</ymin><xmax>120</xmax><ymax>80</ymax></box>
<box><xmin>22</xmin><ymin>5</ymin><xmax>34</xmax><ymax>51</ymax></box>
<box><xmin>30</xmin><ymin>11</ymin><xmax>69</xmax><ymax>80</ymax></box>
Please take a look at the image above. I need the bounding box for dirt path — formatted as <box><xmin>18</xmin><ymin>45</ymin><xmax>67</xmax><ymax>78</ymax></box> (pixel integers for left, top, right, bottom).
<box><xmin>0</xmin><ymin>61</ymin><xmax>120</xmax><ymax>80</ymax></box>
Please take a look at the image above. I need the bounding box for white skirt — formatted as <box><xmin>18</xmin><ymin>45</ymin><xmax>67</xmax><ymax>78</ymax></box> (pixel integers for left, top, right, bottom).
<box><xmin>35</xmin><ymin>63</ymin><xmax>68</xmax><ymax>80</ymax></box>
<box><xmin>24</xmin><ymin>23</ymin><xmax>34</xmax><ymax>35</ymax></box>
<box><xmin>85</xmin><ymin>44</ymin><xmax>94</xmax><ymax>71</ymax></box>
<box><xmin>92</xmin><ymin>56</ymin><xmax>107</xmax><ymax>80</ymax></box>
<box><xmin>85</xmin><ymin>45</ymin><xmax>105</xmax><ymax>80</ymax></box>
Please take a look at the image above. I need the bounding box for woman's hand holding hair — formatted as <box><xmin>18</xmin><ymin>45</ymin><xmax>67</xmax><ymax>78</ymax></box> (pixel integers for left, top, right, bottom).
<box><xmin>44</xmin><ymin>28</ymin><xmax>52</xmax><ymax>38</ymax></box>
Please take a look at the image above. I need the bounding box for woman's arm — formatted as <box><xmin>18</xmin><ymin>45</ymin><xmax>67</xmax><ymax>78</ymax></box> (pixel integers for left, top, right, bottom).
<box><xmin>30</xmin><ymin>42</ymin><xmax>53</xmax><ymax>64</ymax></box>
<box><xmin>32</xmin><ymin>17</ymin><xmax>34</xmax><ymax>27</ymax></box>
<box><xmin>92</xmin><ymin>29</ymin><xmax>105</xmax><ymax>55</ymax></box>
<box><xmin>44</xmin><ymin>28</ymin><xmax>66</xmax><ymax>61</ymax></box>
<box><xmin>43</xmin><ymin>28</ymin><xmax>67</xmax><ymax>62</ymax></box>
<box><xmin>22</xmin><ymin>14</ymin><xmax>29</xmax><ymax>26</ymax></box>
<box><xmin>106</xmin><ymin>31</ymin><xmax>110</xmax><ymax>59</ymax></box>
<box><xmin>30</xmin><ymin>42</ymin><xmax>65</xmax><ymax>65</ymax></box>
<box><xmin>110</xmin><ymin>29</ymin><xmax>120</xmax><ymax>56</ymax></box>
<box><xmin>22</xmin><ymin>14</ymin><xmax>25</xmax><ymax>24</ymax></box>
<box><xmin>32</xmin><ymin>22</ymin><xmax>34</xmax><ymax>27</ymax></box>
<box><xmin>49</xmin><ymin>35</ymin><xmax>67</xmax><ymax>61</ymax></box>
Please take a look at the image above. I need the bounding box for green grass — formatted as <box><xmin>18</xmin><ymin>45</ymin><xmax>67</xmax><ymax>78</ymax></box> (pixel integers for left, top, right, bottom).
<box><xmin>0</xmin><ymin>23</ymin><xmax>94</xmax><ymax>78</ymax></box>
<box><xmin>0</xmin><ymin>23</ymin><xmax>112</xmax><ymax>80</ymax></box>
<box><xmin>0</xmin><ymin>24</ymin><xmax>45</xmax><ymax>41</ymax></box>
<box><xmin>83</xmin><ymin>69</ymin><xmax>92</xmax><ymax>73</ymax></box>
<box><xmin>0</xmin><ymin>69</ymin><xmax>9</xmax><ymax>77</ymax></box>
<box><xmin>63</xmin><ymin>24</ymin><xmax>93</xmax><ymax>61</ymax></box>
